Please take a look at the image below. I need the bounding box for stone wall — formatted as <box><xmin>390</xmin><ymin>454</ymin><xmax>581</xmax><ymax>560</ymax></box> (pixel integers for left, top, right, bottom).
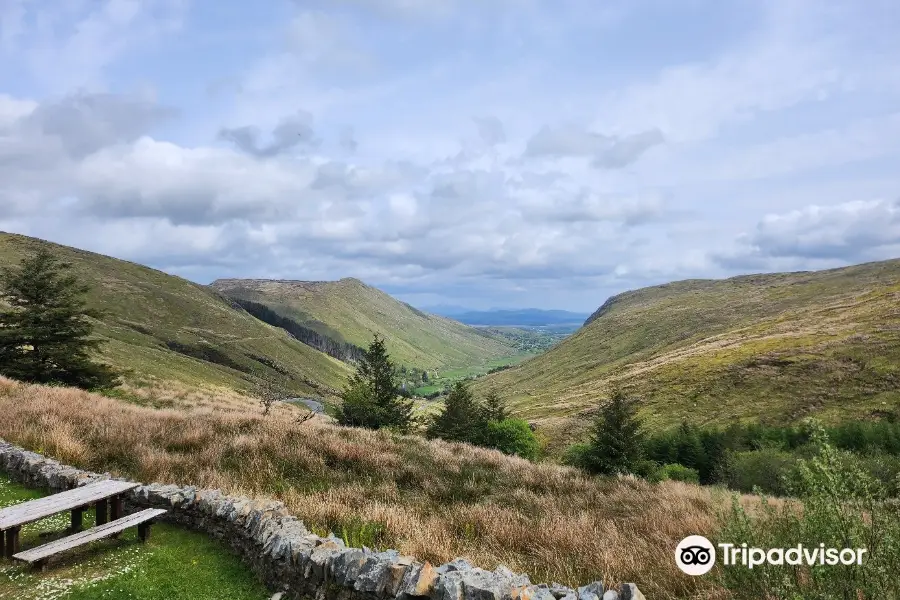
<box><xmin>0</xmin><ymin>438</ymin><xmax>647</xmax><ymax>600</ymax></box>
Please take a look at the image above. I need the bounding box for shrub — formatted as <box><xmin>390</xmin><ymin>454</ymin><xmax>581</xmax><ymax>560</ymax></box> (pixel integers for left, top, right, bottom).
<box><xmin>718</xmin><ymin>422</ymin><xmax>900</xmax><ymax>599</ymax></box>
<box><xmin>720</xmin><ymin>448</ymin><xmax>799</xmax><ymax>496</ymax></box>
<box><xmin>485</xmin><ymin>418</ymin><xmax>540</xmax><ymax>460</ymax></box>
<box><xmin>562</xmin><ymin>442</ymin><xmax>592</xmax><ymax>470</ymax></box>
<box><xmin>656</xmin><ymin>463</ymin><xmax>700</xmax><ymax>484</ymax></box>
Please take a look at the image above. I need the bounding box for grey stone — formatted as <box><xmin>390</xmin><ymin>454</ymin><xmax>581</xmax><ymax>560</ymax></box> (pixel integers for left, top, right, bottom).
<box><xmin>437</xmin><ymin>558</ymin><xmax>474</xmax><ymax>574</ymax></box>
<box><xmin>550</xmin><ymin>583</ymin><xmax>574</xmax><ymax>599</ymax></box>
<box><xmin>578</xmin><ymin>582</ymin><xmax>605</xmax><ymax>600</ymax></box>
<box><xmin>602</xmin><ymin>592</ymin><xmax>618</xmax><ymax>600</ymax></box>
<box><xmin>618</xmin><ymin>584</ymin><xmax>645</xmax><ymax>600</ymax></box>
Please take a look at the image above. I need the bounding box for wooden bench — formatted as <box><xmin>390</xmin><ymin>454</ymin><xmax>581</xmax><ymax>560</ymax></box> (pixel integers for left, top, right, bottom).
<box><xmin>13</xmin><ymin>508</ymin><xmax>167</xmax><ymax>568</ymax></box>
<box><xmin>1</xmin><ymin>480</ymin><xmax>139</xmax><ymax>558</ymax></box>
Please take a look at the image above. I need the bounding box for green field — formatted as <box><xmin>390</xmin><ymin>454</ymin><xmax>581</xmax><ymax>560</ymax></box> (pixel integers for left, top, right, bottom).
<box><xmin>211</xmin><ymin>278</ymin><xmax>517</xmax><ymax>372</ymax></box>
<box><xmin>475</xmin><ymin>259</ymin><xmax>900</xmax><ymax>433</ymax></box>
<box><xmin>0</xmin><ymin>475</ymin><xmax>268</xmax><ymax>600</ymax></box>
<box><xmin>0</xmin><ymin>232</ymin><xmax>351</xmax><ymax>399</ymax></box>
<box><xmin>409</xmin><ymin>353</ymin><xmax>535</xmax><ymax>397</ymax></box>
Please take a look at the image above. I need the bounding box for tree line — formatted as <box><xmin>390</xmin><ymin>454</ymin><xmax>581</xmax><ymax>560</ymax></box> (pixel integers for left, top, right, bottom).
<box><xmin>233</xmin><ymin>298</ymin><xmax>367</xmax><ymax>364</ymax></box>
<box><xmin>334</xmin><ymin>335</ymin><xmax>539</xmax><ymax>459</ymax></box>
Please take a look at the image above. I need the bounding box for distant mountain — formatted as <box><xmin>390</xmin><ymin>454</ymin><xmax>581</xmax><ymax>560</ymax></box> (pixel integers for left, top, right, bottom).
<box><xmin>210</xmin><ymin>279</ymin><xmax>516</xmax><ymax>370</ymax></box>
<box><xmin>419</xmin><ymin>304</ymin><xmax>473</xmax><ymax>317</ymax></box>
<box><xmin>436</xmin><ymin>308</ymin><xmax>592</xmax><ymax>327</ymax></box>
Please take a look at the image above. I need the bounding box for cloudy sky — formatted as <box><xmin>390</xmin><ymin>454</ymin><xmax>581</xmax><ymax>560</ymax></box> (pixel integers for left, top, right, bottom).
<box><xmin>1</xmin><ymin>0</ymin><xmax>898</xmax><ymax>311</ymax></box>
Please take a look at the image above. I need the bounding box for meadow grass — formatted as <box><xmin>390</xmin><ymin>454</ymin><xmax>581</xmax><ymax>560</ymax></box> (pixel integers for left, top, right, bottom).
<box><xmin>0</xmin><ymin>378</ymin><xmax>729</xmax><ymax>600</ymax></box>
<box><xmin>0</xmin><ymin>475</ymin><xmax>268</xmax><ymax>600</ymax></box>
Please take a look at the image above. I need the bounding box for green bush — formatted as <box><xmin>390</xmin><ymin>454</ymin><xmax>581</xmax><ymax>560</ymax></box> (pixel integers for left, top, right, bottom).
<box><xmin>720</xmin><ymin>448</ymin><xmax>799</xmax><ymax>496</ymax></box>
<box><xmin>656</xmin><ymin>463</ymin><xmax>700</xmax><ymax>484</ymax></box>
<box><xmin>486</xmin><ymin>419</ymin><xmax>540</xmax><ymax>460</ymax></box>
<box><xmin>562</xmin><ymin>442</ymin><xmax>592</xmax><ymax>470</ymax></box>
<box><xmin>718</xmin><ymin>423</ymin><xmax>900</xmax><ymax>599</ymax></box>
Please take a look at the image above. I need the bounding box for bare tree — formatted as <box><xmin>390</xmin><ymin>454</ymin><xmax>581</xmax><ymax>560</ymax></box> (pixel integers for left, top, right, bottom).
<box><xmin>295</xmin><ymin>409</ymin><xmax>316</xmax><ymax>425</ymax></box>
<box><xmin>252</xmin><ymin>377</ymin><xmax>288</xmax><ymax>416</ymax></box>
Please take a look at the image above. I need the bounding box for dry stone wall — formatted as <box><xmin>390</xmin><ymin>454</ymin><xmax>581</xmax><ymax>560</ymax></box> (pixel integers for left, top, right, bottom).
<box><xmin>0</xmin><ymin>438</ymin><xmax>647</xmax><ymax>600</ymax></box>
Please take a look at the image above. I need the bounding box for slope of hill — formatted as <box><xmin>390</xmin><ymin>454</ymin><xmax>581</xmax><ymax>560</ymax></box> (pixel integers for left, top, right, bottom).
<box><xmin>210</xmin><ymin>278</ymin><xmax>516</xmax><ymax>370</ymax></box>
<box><xmin>475</xmin><ymin>259</ymin><xmax>900</xmax><ymax>431</ymax></box>
<box><xmin>0</xmin><ymin>233</ymin><xmax>351</xmax><ymax>398</ymax></box>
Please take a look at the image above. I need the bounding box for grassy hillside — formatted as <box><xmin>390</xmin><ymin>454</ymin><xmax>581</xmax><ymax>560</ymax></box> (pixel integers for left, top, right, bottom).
<box><xmin>211</xmin><ymin>278</ymin><xmax>516</xmax><ymax>370</ymax></box>
<box><xmin>0</xmin><ymin>378</ymin><xmax>723</xmax><ymax>600</ymax></box>
<box><xmin>475</xmin><ymin>259</ymin><xmax>900</xmax><ymax>432</ymax></box>
<box><xmin>0</xmin><ymin>232</ymin><xmax>351</xmax><ymax>399</ymax></box>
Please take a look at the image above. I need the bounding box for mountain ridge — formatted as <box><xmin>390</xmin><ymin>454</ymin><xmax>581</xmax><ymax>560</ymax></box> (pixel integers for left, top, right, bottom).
<box><xmin>474</xmin><ymin>257</ymin><xmax>900</xmax><ymax>434</ymax></box>
<box><xmin>0</xmin><ymin>232</ymin><xmax>352</xmax><ymax>399</ymax></box>
<box><xmin>210</xmin><ymin>278</ymin><xmax>517</xmax><ymax>371</ymax></box>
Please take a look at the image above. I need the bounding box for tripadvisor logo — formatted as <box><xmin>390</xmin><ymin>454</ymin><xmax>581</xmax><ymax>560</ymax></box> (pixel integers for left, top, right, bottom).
<box><xmin>675</xmin><ymin>535</ymin><xmax>716</xmax><ymax>576</ymax></box>
<box><xmin>675</xmin><ymin>536</ymin><xmax>868</xmax><ymax>575</ymax></box>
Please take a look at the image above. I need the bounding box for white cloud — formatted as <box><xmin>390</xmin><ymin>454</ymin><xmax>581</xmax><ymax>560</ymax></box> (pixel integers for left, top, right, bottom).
<box><xmin>714</xmin><ymin>198</ymin><xmax>900</xmax><ymax>269</ymax></box>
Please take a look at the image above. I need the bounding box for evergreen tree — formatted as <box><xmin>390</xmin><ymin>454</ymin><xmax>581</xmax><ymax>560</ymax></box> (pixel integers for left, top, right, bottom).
<box><xmin>0</xmin><ymin>249</ymin><xmax>119</xmax><ymax>390</ymax></box>
<box><xmin>583</xmin><ymin>389</ymin><xmax>645</xmax><ymax>475</ymax></box>
<box><xmin>335</xmin><ymin>334</ymin><xmax>413</xmax><ymax>432</ymax></box>
<box><xmin>426</xmin><ymin>381</ymin><xmax>488</xmax><ymax>443</ymax></box>
<box><xmin>483</xmin><ymin>389</ymin><xmax>509</xmax><ymax>422</ymax></box>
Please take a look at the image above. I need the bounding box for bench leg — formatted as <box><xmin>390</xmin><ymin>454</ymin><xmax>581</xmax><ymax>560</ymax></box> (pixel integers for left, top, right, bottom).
<box><xmin>95</xmin><ymin>499</ymin><xmax>109</xmax><ymax>526</ymax></box>
<box><xmin>70</xmin><ymin>507</ymin><xmax>84</xmax><ymax>532</ymax></box>
<box><xmin>109</xmin><ymin>495</ymin><xmax>124</xmax><ymax>539</ymax></box>
<box><xmin>4</xmin><ymin>527</ymin><xmax>19</xmax><ymax>558</ymax></box>
<box><xmin>1</xmin><ymin>531</ymin><xmax>6</xmax><ymax>559</ymax></box>
<box><xmin>137</xmin><ymin>521</ymin><xmax>152</xmax><ymax>543</ymax></box>
<box><xmin>111</xmin><ymin>495</ymin><xmax>123</xmax><ymax>521</ymax></box>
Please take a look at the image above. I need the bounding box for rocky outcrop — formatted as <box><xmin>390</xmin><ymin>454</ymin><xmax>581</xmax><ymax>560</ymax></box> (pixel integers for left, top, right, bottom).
<box><xmin>0</xmin><ymin>438</ymin><xmax>646</xmax><ymax>600</ymax></box>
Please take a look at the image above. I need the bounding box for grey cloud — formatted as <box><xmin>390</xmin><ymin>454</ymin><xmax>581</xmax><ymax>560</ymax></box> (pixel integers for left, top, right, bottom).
<box><xmin>473</xmin><ymin>116</ymin><xmax>506</xmax><ymax>146</ymax></box>
<box><xmin>19</xmin><ymin>93</ymin><xmax>175</xmax><ymax>159</ymax></box>
<box><xmin>524</xmin><ymin>123</ymin><xmax>664</xmax><ymax>168</ymax></box>
<box><xmin>339</xmin><ymin>126</ymin><xmax>358</xmax><ymax>152</ymax></box>
<box><xmin>712</xmin><ymin>198</ymin><xmax>900</xmax><ymax>268</ymax></box>
<box><xmin>592</xmin><ymin>129</ymin><xmax>665</xmax><ymax>169</ymax></box>
<box><xmin>218</xmin><ymin>110</ymin><xmax>319</xmax><ymax>158</ymax></box>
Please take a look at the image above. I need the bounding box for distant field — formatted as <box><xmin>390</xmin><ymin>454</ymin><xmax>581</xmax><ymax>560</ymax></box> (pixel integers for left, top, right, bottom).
<box><xmin>0</xmin><ymin>475</ymin><xmax>268</xmax><ymax>600</ymax></box>
<box><xmin>410</xmin><ymin>353</ymin><xmax>535</xmax><ymax>397</ymax></box>
<box><xmin>476</xmin><ymin>259</ymin><xmax>900</xmax><ymax>435</ymax></box>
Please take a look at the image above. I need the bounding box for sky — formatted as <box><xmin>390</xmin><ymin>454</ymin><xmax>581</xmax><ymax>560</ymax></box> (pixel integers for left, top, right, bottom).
<box><xmin>0</xmin><ymin>0</ymin><xmax>899</xmax><ymax>312</ymax></box>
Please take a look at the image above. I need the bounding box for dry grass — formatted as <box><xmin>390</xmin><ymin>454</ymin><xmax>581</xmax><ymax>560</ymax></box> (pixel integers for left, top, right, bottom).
<box><xmin>0</xmin><ymin>378</ymin><xmax>728</xmax><ymax>599</ymax></box>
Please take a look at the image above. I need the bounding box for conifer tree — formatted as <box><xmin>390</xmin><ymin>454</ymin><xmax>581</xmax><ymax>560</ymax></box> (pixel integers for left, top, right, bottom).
<box><xmin>583</xmin><ymin>389</ymin><xmax>645</xmax><ymax>475</ymax></box>
<box><xmin>0</xmin><ymin>249</ymin><xmax>119</xmax><ymax>390</ymax></box>
<box><xmin>483</xmin><ymin>389</ymin><xmax>509</xmax><ymax>422</ymax></box>
<box><xmin>426</xmin><ymin>381</ymin><xmax>488</xmax><ymax>443</ymax></box>
<box><xmin>335</xmin><ymin>334</ymin><xmax>413</xmax><ymax>431</ymax></box>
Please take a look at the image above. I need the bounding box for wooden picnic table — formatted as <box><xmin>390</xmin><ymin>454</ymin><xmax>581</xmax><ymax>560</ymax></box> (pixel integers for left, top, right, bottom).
<box><xmin>0</xmin><ymin>480</ymin><xmax>138</xmax><ymax>558</ymax></box>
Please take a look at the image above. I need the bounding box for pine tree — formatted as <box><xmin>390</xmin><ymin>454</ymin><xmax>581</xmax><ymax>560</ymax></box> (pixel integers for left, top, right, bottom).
<box><xmin>426</xmin><ymin>381</ymin><xmax>488</xmax><ymax>443</ymax></box>
<box><xmin>483</xmin><ymin>389</ymin><xmax>509</xmax><ymax>422</ymax></box>
<box><xmin>583</xmin><ymin>389</ymin><xmax>645</xmax><ymax>475</ymax></box>
<box><xmin>0</xmin><ymin>249</ymin><xmax>119</xmax><ymax>390</ymax></box>
<box><xmin>335</xmin><ymin>334</ymin><xmax>413</xmax><ymax>432</ymax></box>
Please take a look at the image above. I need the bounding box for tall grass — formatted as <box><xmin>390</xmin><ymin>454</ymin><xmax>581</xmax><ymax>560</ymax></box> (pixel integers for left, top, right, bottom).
<box><xmin>0</xmin><ymin>377</ymin><xmax>725</xmax><ymax>599</ymax></box>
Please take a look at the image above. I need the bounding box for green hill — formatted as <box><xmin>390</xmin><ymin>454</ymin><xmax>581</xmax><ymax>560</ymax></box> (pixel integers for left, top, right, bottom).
<box><xmin>0</xmin><ymin>233</ymin><xmax>351</xmax><ymax>398</ymax></box>
<box><xmin>210</xmin><ymin>278</ymin><xmax>517</xmax><ymax>371</ymax></box>
<box><xmin>474</xmin><ymin>259</ymin><xmax>900</xmax><ymax>432</ymax></box>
